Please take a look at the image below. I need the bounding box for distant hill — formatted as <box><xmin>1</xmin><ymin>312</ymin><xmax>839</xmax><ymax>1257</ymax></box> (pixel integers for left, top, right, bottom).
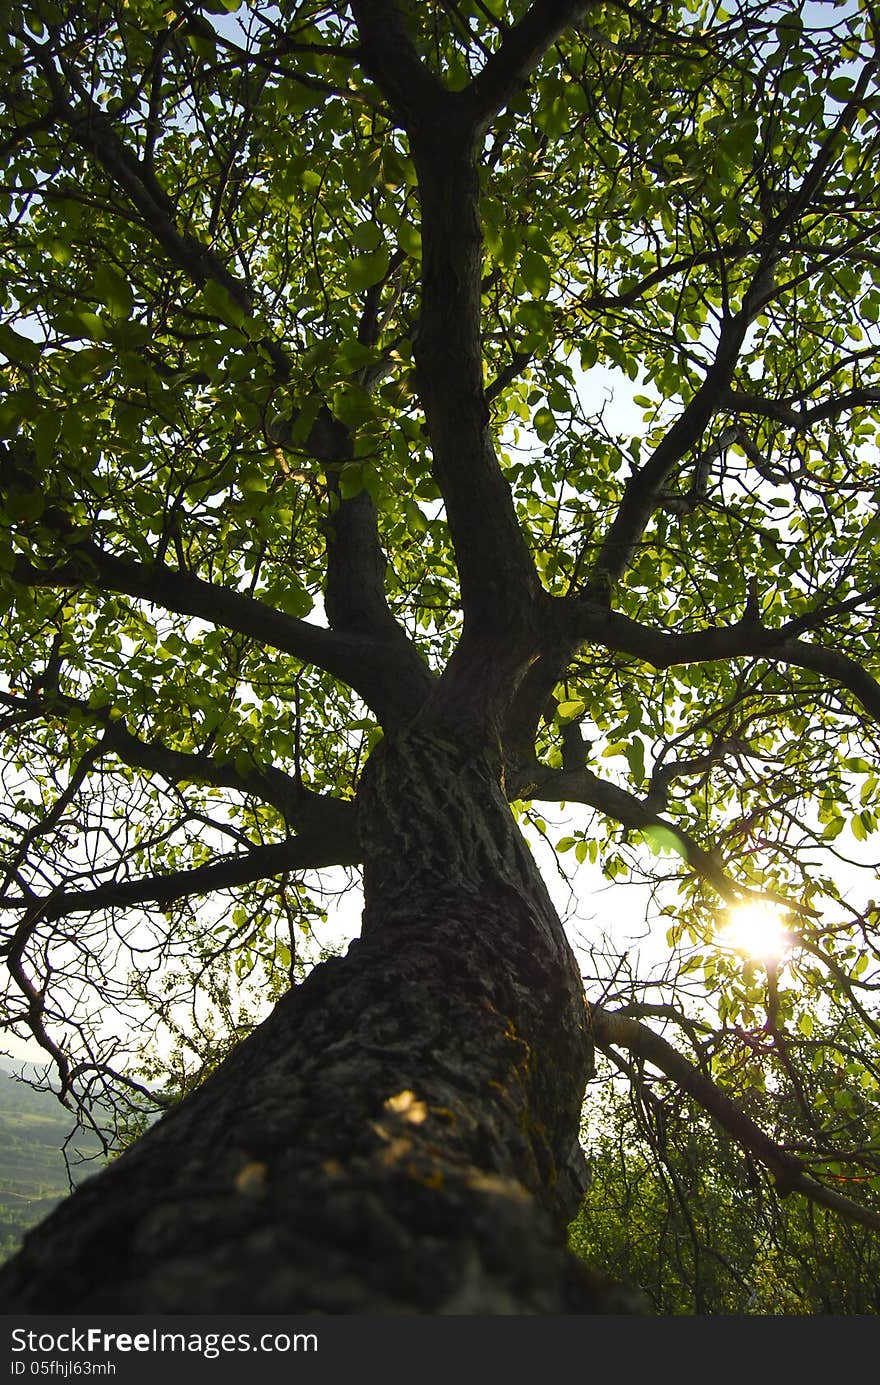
<box><xmin>0</xmin><ymin>1063</ymin><xmax>106</xmax><ymax>1263</ymax></box>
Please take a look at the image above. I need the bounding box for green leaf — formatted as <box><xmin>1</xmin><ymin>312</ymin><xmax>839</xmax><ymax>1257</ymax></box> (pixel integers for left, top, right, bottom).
<box><xmin>520</xmin><ymin>249</ymin><xmax>551</xmax><ymax>298</ymax></box>
<box><xmin>48</xmin><ymin>238</ymin><xmax>72</xmax><ymax>266</ymax></box>
<box><xmin>200</xmin><ymin>280</ymin><xmax>246</xmax><ymax>328</ymax></box>
<box><xmin>334</xmin><ymin>339</ymin><xmax>377</xmax><ymax>373</ymax></box>
<box><xmin>0</xmin><ymin>325</ymin><xmax>40</xmax><ymax>366</ymax></box>
<box><xmin>32</xmin><ymin>411</ymin><xmax>61</xmax><ymax>463</ymax></box>
<box><xmin>642</xmin><ymin>825</ymin><xmax>686</xmax><ymax>858</ymax></box>
<box><xmin>339</xmin><ymin>464</ymin><xmax>365</xmax><ymax>499</ymax></box>
<box><xmin>397</xmin><ymin>219</ymin><xmax>421</xmax><ymax>258</ymax></box>
<box><xmin>92</xmin><ymin>265</ymin><xmax>134</xmax><ymax>319</ymax></box>
<box><xmin>4</xmin><ymin>487</ymin><xmax>44</xmax><ymax>521</ymax></box>
<box><xmin>557</xmin><ymin>699</ymin><xmax>585</xmax><ymax>720</ymax></box>
<box><xmin>625</xmin><ymin>737</ymin><xmax>645</xmax><ymax>783</ymax></box>
<box><xmin>186</xmin><ymin>29</ymin><xmax>217</xmax><ymax>61</ymax></box>
<box><xmin>56</xmin><ymin>308</ymin><xmax>106</xmax><ymax>342</ymax></box>
<box><xmin>403</xmin><ymin>499</ymin><xmax>428</xmax><ymax>535</ymax></box>
<box><xmin>533</xmin><ymin>407</ymin><xmax>555</xmax><ymax>442</ymax></box>
<box><xmin>822</xmin><ymin>815</ymin><xmax>845</xmax><ymax>840</ymax></box>
<box><xmin>239</xmin><ymin>467</ymin><xmax>268</xmax><ymax>495</ymax></box>
<box><xmin>350</xmin><ymin>222</ymin><xmax>383</xmax><ymax>253</ymax></box>
<box><xmin>273</xmin><ymin>583</ymin><xmax>313</xmax><ymax>618</ymax></box>
<box><xmin>344</xmin><ymin>247</ymin><xmax>390</xmax><ymax>292</ymax></box>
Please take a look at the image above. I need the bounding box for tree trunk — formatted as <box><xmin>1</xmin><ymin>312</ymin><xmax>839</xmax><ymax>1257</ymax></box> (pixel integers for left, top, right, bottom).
<box><xmin>0</xmin><ymin>730</ymin><xmax>623</xmax><ymax>1313</ymax></box>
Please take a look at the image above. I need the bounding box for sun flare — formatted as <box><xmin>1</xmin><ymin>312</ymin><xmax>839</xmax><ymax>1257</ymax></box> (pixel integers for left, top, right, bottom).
<box><xmin>716</xmin><ymin>901</ymin><xmax>790</xmax><ymax>962</ymax></box>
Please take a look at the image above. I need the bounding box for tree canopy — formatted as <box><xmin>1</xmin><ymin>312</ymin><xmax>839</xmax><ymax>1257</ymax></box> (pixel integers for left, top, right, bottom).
<box><xmin>2</xmin><ymin>0</ymin><xmax>880</xmax><ymax>1313</ymax></box>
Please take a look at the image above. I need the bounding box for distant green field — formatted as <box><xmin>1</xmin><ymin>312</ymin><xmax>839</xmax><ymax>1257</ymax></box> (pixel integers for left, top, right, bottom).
<box><xmin>0</xmin><ymin>1066</ymin><xmax>105</xmax><ymax>1262</ymax></box>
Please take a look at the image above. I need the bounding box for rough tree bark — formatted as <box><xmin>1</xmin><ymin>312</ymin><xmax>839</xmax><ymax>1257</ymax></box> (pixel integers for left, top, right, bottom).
<box><xmin>0</xmin><ymin>728</ymin><xmax>632</xmax><ymax>1313</ymax></box>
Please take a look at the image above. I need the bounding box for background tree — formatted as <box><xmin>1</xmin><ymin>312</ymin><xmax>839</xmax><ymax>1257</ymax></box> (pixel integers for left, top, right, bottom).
<box><xmin>571</xmin><ymin>1048</ymin><xmax>880</xmax><ymax>1313</ymax></box>
<box><xmin>1</xmin><ymin>0</ymin><xmax>880</xmax><ymax>1312</ymax></box>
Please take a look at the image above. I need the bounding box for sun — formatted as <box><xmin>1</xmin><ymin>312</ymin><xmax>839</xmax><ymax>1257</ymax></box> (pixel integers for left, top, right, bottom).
<box><xmin>716</xmin><ymin>901</ymin><xmax>790</xmax><ymax>963</ymax></box>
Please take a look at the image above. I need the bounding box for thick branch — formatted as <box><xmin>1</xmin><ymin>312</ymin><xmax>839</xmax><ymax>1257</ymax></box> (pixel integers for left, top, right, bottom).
<box><xmin>502</xmin><ymin>645</ymin><xmax>574</xmax><ymax>771</ymax></box>
<box><xmin>0</xmin><ymin>834</ymin><xmax>359</xmax><ymax>929</ymax></box>
<box><xmin>33</xmin><ymin>46</ymin><xmax>254</xmax><ymax>315</ymax></box>
<box><xmin>592</xmin><ymin>1006</ymin><xmax>880</xmax><ymax>1235</ymax></box>
<box><xmin>42</xmin><ymin>44</ymin><xmax>419</xmax><ymax>668</ymax></box>
<box><xmin>352</xmin><ymin>4</ymin><xmax>542</xmax><ymax>656</ymax></box>
<box><xmin>350</xmin><ymin>0</ymin><xmax>447</xmax><ymax>128</ymax></box>
<box><xmin>516</xmin><ymin>755</ymin><xmax>821</xmax><ymax>923</ymax></box>
<box><xmin>307</xmin><ymin>396</ymin><xmax>407</xmax><ymax>646</ymax></box>
<box><xmin>98</xmin><ymin>718</ymin><xmax>348</xmax><ymax>838</ymax></box>
<box><xmin>560</xmin><ymin>601</ymin><xmax>880</xmax><ymax>725</ymax></box>
<box><xmin>586</xmin><ymin>309</ymin><xmax>753</xmax><ymax>596</ymax></box>
<box><xmin>53</xmin><ymin>34</ymin><xmax>426</xmax><ymax>663</ymax></box>
<box><xmin>0</xmin><ymin>688</ymin><xmax>351</xmax><ymax>844</ymax></box>
<box><xmin>721</xmin><ymin>386</ymin><xmax>880</xmax><ymax>431</ymax></box>
<box><xmin>521</xmin><ymin>760</ymin><xmax>740</xmax><ymax>904</ymax></box>
<box><xmin>11</xmin><ymin>543</ymin><xmax>432</xmax><ymax>726</ymax></box>
<box><xmin>324</xmin><ymin>483</ymin><xmax>398</xmax><ymax>635</ymax></box>
<box><xmin>412</xmin><ymin>133</ymin><xmax>542</xmax><ymax>647</ymax></box>
<box><xmin>778</xmin><ymin>637</ymin><xmax>880</xmax><ymax>722</ymax></box>
<box><xmin>69</xmin><ymin>111</ymin><xmax>254</xmax><ymax>312</ymax></box>
<box><xmin>465</xmin><ymin>1</ymin><xmax>590</xmax><ymax>126</ymax></box>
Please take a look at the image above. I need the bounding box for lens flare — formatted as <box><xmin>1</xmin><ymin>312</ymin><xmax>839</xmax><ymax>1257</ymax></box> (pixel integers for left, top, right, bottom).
<box><xmin>717</xmin><ymin>901</ymin><xmax>789</xmax><ymax>962</ymax></box>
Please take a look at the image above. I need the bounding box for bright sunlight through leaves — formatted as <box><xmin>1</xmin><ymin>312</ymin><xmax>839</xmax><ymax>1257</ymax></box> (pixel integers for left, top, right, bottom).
<box><xmin>716</xmin><ymin>901</ymin><xmax>790</xmax><ymax>963</ymax></box>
